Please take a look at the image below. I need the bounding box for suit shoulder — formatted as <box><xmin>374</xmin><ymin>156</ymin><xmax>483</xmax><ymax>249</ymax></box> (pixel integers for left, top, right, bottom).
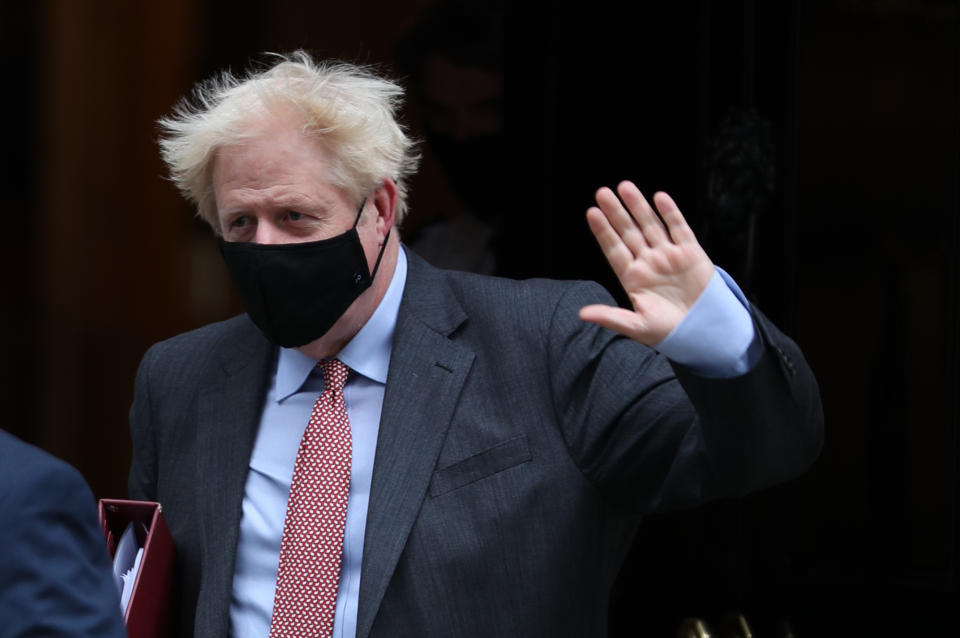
<box><xmin>0</xmin><ymin>430</ymin><xmax>98</xmax><ymax>530</ymax></box>
<box><xmin>146</xmin><ymin>314</ymin><xmax>257</xmax><ymax>356</ymax></box>
<box><xmin>403</xmin><ymin>243</ymin><xmax>618</xmax><ymax>314</ymax></box>
<box><xmin>0</xmin><ymin>431</ymin><xmax>127</xmax><ymax>637</ymax></box>
<box><xmin>136</xmin><ymin>314</ymin><xmax>266</xmax><ymax>381</ymax></box>
<box><xmin>0</xmin><ymin>430</ymin><xmax>90</xmax><ymax>499</ymax></box>
<box><xmin>441</xmin><ymin>268</ymin><xmax>617</xmax><ymax>312</ymax></box>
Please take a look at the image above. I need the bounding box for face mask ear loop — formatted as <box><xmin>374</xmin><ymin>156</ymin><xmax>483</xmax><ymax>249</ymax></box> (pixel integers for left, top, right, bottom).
<box><xmin>353</xmin><ymin>198</ymin><xmax>367</xmax><ymax>226</ymax></box>
<box><xmin>355</xmin><ymin>197</ymin><xmax>390</xmax><ymax>280</ymax></box>
<box><xmin>370</xmin><ymin>228</ymin><xmax>391</xmax><ymax>279</ymax></box>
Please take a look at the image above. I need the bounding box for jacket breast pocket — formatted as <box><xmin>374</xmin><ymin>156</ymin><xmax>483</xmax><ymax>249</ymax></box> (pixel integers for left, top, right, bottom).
<box><xmin>429</xmin><ymin>435</ymin><xmax>532</xmax><ymax>497</ymax></box>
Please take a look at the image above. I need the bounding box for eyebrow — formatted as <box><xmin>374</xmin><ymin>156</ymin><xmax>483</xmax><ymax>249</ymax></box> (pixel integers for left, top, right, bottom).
<box><xmin>268</xmin><ymin>192</ymin><xmax>325</xmax><ymax>211</ymax></box>
<box><xmin>221</xmin><ymin>191</ymin><xmax>327</xmax><ymax>216</ymax></box>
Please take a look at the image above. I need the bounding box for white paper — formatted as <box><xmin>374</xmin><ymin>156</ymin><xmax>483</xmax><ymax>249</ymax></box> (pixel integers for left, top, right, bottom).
<box><xmin>119</xmin><ymin>547</ymin><xmax>144</xmax><ymax>614</ymax></box>
<box><xmin>111</xmin><ymin>522</ymin><xmax>138</xmax><ymax>599</ymax></box>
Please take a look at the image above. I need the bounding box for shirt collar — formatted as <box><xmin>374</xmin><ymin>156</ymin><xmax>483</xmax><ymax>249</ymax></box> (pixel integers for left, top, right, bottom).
<box><xmin>273</xmin><ymin>248</ymin><xmax>408</xmax><ymax>401</ymax></box>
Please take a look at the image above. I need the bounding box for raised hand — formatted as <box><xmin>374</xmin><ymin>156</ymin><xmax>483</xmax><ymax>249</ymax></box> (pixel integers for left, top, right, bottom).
<box><xmin>579</xmin><ymin>181</ymin><xmax>715</xmax><ymax>345</ymax></box>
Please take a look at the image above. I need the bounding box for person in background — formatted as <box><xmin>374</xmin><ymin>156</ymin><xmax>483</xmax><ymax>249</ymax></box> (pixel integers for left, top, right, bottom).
<box><xmin>396</xmin><ymin>0</ymin><xmax>507</xmax><ymax>274</ymax></box>
<box><xmin>0</xmin><ymin>428</ymin><xmax>127</xmax><ymax>638</ymax></box>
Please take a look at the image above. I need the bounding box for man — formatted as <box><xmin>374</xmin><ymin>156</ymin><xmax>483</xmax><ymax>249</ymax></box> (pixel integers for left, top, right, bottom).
<box><xmin>129</xmin><ymin>51</ymin><xmax>823</xmax><ymax>638</ymax></box>
<box><xmin>396</xmin><ymin>0</ymin><xmax>507</xmax><ymax>275</ymax></box>
<box><xmin>0</xmin><ymin>429</ymin><xmax>128</xmax><ymax>637</ymax></box>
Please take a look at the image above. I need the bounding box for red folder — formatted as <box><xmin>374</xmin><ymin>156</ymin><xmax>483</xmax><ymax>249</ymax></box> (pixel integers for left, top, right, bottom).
<box><xmin>99</xmin><ymin>499</ymin><xmax>175</xmax><ymax>638</ymax></box>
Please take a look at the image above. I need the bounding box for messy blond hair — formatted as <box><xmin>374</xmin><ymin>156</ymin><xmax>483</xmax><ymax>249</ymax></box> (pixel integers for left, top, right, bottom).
<box><xmin>158</xmin><ymin>51</ymin><xmax>420</xmax><ymax>230</ymax></box>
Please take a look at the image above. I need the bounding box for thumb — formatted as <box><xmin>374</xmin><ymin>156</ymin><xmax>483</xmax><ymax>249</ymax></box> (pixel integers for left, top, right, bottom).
<box><xmin>579</xmin><ymin>304</ymin><xmax>660</xmax><ymax>345</ymax></box>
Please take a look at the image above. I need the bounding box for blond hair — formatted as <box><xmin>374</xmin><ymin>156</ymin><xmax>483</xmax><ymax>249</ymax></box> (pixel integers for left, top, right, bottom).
<box><xmin>158</xmin><ymin>51</ymin><xmax>420</xmax><ymax>230</ymax></box>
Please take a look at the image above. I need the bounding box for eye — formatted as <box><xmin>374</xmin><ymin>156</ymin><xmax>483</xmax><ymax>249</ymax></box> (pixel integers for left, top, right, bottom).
<box><xmin>230</xmin><ymin>216</ymin><xmax>249</xmax><ymax>228</ymax></box>
<box><xmin>223</xmin><ymin>215</ymin><xmax>255</xmax><ymax>240</ymax></box>
<box><xmin>287</xmin><ymin>211</ymin><xmax>304</xmax><ymax>222</ymax></box>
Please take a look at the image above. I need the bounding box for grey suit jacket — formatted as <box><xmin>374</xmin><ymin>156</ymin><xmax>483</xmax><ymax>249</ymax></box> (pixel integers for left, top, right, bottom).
<box><xmin>128</xmin><ymin>248</ymin><xmax>823</xmax><ymax>638</ymax></box>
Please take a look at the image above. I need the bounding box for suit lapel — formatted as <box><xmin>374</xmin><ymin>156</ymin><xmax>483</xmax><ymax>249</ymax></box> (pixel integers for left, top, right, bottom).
<box><xmin>194</xmin><ymin>318</ymin><xmax>274</xmax><ymax>637</ymax></box>
<box><xmin>357</xmin><ymin>252</ymin><xmax>474</xmax><ymax>638</ymax></box>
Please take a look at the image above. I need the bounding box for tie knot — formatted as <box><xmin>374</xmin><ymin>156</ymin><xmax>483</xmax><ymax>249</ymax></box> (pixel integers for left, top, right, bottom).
<box><xmin>319</xmin><ymin>358</ymin><xmax>350</xmax><ymax>393</ymax></box>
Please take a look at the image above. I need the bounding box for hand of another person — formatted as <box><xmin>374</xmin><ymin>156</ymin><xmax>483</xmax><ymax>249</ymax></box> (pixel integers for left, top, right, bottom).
<box><xmin>580</xmin><ymin>181</ymin><xmax>715</xmax><ymax>345</ymax></box>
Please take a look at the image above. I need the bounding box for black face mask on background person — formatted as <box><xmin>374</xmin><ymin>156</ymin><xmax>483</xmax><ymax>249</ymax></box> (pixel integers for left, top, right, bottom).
<box><xmin>217</xmin><ymin>201</ymin><xmax>390</xmax><ymax>348</ymax></box>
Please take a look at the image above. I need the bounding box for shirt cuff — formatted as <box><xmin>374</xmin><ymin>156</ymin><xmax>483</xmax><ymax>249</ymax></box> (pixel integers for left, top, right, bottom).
<box><xmin>653</xmin><ymin>267</ymin><xmax>764</xmax><ymax>378</ymax></box>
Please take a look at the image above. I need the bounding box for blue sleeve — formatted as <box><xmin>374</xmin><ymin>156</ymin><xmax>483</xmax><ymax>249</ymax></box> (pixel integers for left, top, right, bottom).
<box><xmin>653</xmin><ymin>267</ymin><xmax>764</xmax><ymax>378</ymax></box>
<box><xmin>0</xmin><ymin>446</ymin><xmax>128</xmax><ymax>638</ymax></box>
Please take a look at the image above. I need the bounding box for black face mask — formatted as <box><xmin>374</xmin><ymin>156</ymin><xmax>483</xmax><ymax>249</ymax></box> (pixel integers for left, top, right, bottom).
<box><xmin>217</xmin><ymin>203</ymin><xmax>389</xmax><ymax>348</ymax></box>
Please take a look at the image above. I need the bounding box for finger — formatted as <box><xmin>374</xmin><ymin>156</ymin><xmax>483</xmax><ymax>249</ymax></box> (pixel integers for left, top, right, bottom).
<box><xmin>651</xmin><ymin>191</ymin><xmax>697</xmax><ymax>244</ymax></box>
<box><xmin>594</xmin><ymin>186</ymin><xmax>649</xmax><ymax>256</ymax></box>
<box><xmin>586</xmin><ymin>207</ymin><xmax>634</xmax><ymax>275</ymax></box>
<box><xmin>617</xmin><ymin>181</ymin><xmax>670</xmax><ymax>247</ymax></box>
<box><xmin>578</xmin><ymin>304</ymin><xmax>656</xmax><ymax>345</ymax></box>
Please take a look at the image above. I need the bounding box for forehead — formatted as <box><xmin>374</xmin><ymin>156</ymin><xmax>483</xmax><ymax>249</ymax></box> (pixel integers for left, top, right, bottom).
<box><xmin>213</xmin><ymin>115</ymin><xmax>330</xmax><ymax>184</ymax></box>
<box><xmin>210</xmin><ymin>112</ymin><xmax>357</xmax><ymax>222</ymax></box>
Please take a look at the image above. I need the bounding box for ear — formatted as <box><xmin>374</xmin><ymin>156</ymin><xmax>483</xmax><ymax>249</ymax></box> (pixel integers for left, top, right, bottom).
<box><xmin>370</xmin><ymin>178</ymin><xmax>398</xmax><ymax>242</ymax></box>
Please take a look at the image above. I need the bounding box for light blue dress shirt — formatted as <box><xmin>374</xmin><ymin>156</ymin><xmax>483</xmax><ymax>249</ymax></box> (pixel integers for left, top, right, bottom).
<box><xmin>229</xmin><ymin>251</ymin><xmax>758</xmax><ymax>638</ymax></box>
<box><xmin>230</xmin><ymin>250</ymin><xmax>407</xmax><ymax>638</ymax></box>
<box><xmin>655</xmin><ymin>268</ymin><xmax>764</xmax><ymax>376</ymax></box>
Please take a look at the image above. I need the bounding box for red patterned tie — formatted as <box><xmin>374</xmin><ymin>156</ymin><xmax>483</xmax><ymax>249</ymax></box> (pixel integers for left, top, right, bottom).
<box><xmin>269</xmin><ymin>358</ymin><xmax>352</xmax><ymax>638</ymax></box>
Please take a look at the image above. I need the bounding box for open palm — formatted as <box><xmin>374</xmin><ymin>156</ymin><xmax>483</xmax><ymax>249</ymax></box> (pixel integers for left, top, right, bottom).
<box><xmin>579</xmin><ymin>181</ymin><xmax>715</xmax><ymax>345</ymax></box>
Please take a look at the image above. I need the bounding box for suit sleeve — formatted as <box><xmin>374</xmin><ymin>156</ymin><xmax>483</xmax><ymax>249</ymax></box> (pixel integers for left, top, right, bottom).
<box><xmin>547</xmin><ymin>281</ymin><xmax>824</xmax><ymax>513</ymax></box>
<box><xmin>128</xmin><ymin>344</ymin><xmax>159</xmax><ymax>502</ymax></box>
<box><xmin>0</xmin><ymin>457</ymin><xmax>128</xmax><ymax>637</ymax></box>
